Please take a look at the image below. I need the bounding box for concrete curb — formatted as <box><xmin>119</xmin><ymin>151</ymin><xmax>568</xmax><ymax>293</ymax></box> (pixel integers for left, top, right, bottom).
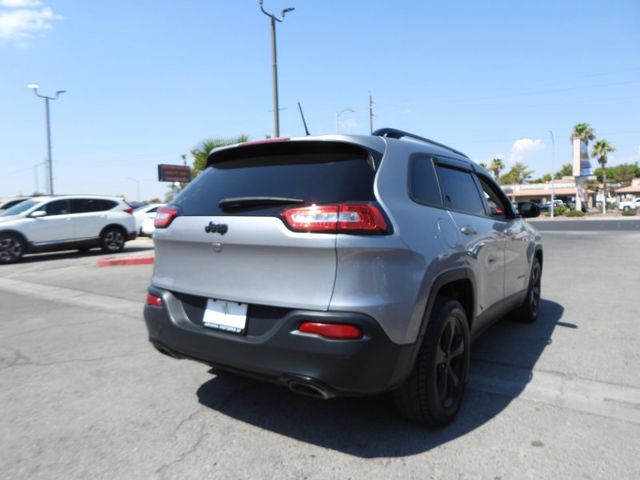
<box><xmin>97</xmin><ymin>256</ymin><xmax>154</xmax><ymax>267</ymax></box>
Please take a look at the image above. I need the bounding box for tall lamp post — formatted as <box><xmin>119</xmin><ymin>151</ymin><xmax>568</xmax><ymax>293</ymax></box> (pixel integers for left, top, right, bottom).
<box><xmin>336</xmin><ymin>108</ymin><xmax>355</xmax><ymax>133</ymax></box>
<box><xmin>258</xmin><ymin>0</ymin><xmax>294</xmax><ymax>138</ymax></box>
<box><xmin>28</xmin><ymin>83</ymin><xmax>66</xmax><ymax>195</ymax></box>
<box><xmin>549</xmin><ymin>130</ymin><xmax>555</xmax><ymax>219</ymax></box>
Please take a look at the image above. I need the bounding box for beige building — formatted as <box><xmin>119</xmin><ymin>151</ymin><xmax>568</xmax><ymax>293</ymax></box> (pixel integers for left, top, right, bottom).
<box><xmin>615</xmin><ymin>178</ymin><xmax>640</xmax><ymax>200</ymax></box>
<box><xmin>501</xmin><ymin>178</ymin><xmax>596</xmax><ymax>206</ymax></box>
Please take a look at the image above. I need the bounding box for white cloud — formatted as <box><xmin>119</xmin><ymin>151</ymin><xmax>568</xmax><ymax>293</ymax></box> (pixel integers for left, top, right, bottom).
<box><xmin>0</xmin><ymin>0</ymin><xmax>42</xmax><ymax>7</ymax></box>
<box><xmin>0</xmin><ymin>6</ymin><xmax>61</xmax><ymax>40</ymax></box>
<box><xmin>509</xmin><ymin>138</ymin><xmax>544</xmax><ymax>163</ymax></box>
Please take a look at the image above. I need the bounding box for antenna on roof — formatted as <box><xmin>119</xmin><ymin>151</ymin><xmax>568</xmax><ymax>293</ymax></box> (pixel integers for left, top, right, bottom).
<box><xmin>297</xmin><ymin>102</ymin><xmax>310</xmax><ymax>136</ymax></box>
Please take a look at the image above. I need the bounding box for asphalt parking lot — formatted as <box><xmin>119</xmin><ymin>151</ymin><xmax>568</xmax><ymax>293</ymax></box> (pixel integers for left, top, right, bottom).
<box><xmin>1</xmin><ymin>229</ymin><xmax>639</xmax><ymax>479</ymax></box>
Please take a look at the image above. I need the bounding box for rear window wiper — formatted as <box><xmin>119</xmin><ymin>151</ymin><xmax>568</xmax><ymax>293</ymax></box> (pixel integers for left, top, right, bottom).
<box><xmin>218</xmin><ymin>196</ymin><xmax>306</xmax><ymax>209</ymax></box>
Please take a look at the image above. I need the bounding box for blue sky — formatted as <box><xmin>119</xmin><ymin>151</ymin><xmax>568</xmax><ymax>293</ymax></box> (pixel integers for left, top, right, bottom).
<box><xmin>1</xmin><ymin>0</ymin><xmax>639</xmax><ymax>201</ymax></box>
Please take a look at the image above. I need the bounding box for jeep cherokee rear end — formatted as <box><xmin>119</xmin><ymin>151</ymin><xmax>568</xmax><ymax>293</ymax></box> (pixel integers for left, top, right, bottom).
<box><xmin>144</xmin><ymin>136</ymin><xmax>423</xmax><ymax>397</ymax></box>
<box><xmin>143</xmin><ymin>131</ymin><xmax>543</xmax><ymax>426</ymax></box>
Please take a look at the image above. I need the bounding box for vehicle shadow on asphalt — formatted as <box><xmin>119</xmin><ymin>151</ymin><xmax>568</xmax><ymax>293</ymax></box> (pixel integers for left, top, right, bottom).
<box><xmin>15</xmin><ymin>246</ymin><xmax>153</xmax><ymax>264</ymax></box>
<box><xmin>196</xmin><ymin>299</ymin><xmax>565</xmax><ymax>458</ymax></box>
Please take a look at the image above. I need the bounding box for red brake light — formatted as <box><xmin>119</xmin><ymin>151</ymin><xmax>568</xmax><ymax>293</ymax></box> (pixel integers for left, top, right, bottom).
<box><xmin>154</xmin><ymin>206</ymin><xmax>179</xmax><ymax>229</ymax></box>
<box><xmin>281</xmin><ymin>204</ymin><xmax>387</xmax><ymax>233</ymax></box>
<box><xmin>124</xmin><ymin>207</ymin><xmax>134</xmax><ymax>214</ymax></box>
<box><xmin>146</xmin><ymin>293</ymin><xmax>162</xmax><ymax>307</ymax></box>
<box><xmin>240</xmin><ymin>138</ymin><xmax>290</xmax><ymax>147</ymax></box>
<box><xmin>298</xmin><ymin>322</ymin><xmax>363</xmax><ymax>340</ymax></box>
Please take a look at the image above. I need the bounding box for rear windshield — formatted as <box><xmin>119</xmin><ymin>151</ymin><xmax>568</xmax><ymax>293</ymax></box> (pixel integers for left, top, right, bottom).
<box><xmin>174</xmin><ymin>144</ymin><xmax>377</xmax><ymax>216</ymax></box>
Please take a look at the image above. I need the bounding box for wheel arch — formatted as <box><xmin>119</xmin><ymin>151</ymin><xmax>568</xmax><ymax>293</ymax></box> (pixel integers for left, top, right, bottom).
<box><xmin>404</xmin><ymin>268</ymin><xmax>476</xmax><ymax>376</ymax></box>
<box><xmin>99</xmin><ymin>223</ymin><xmax>128</xmax><ymax>237</ymax></box>
<box><xmin>0</xmin><ymin>229</ymin><xmax>30</xmax><ymax>250</ymax></box>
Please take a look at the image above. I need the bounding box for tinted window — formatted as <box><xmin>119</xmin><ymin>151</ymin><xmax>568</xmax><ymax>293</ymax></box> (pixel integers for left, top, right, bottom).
<box><xmin>1</xmin><ymin>199</ymin><xmax>38</xmax><ymax>216</ymax></box>
<box><xmin>44</xmin><ymin>200</ymin><xmax>70</xmax><ymax>216</ymax></box>
<box><xmin>436</xmin><ymin>166</ymin><xmax>485</xmax><ymax>216</ymax></box>
<box><xmin>98</xmin><ymin>200</ymin><xmax>117</xmax><ymax>211</ymax></box>
<box><xmin>175</xmin><ymin>150</ymin><xmax>376</xmax><ymax>216</ymax></box>
<box><xmin>477</xmin><ymin>175</ymin><xmax>512</xmax><ymax>220</ymax></box>
<box><xmin>1</xmin><ymin>199</ymin><xmax>27</xmax><ymax>210</ymax></box>
<box><xmin>409</xmin><ymin>156</ymin><xmax>441</xmax><ymax>206</ymax></box>
<box><xmin>70</xmin><ymin>198</ymin><xmax>117</xmax><ymax>213</ymax></box>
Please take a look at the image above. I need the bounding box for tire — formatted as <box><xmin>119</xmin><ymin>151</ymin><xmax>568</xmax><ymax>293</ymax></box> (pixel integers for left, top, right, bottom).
<box><xmin>394</xmin><ymin>297</ymin><xmax>470</xmax><ymax>427</ymax></box>
<box><xmin>513</xmin><ymin>258</ymin><xmax>542</xmax><ymax>323</ymax></box>
<box><xmin>623</xmin><ymin>206</ymin><xmax>630</xmax><ymax>212</ymax></box>
<box><xmin>0</xmin><ymin>233</ymin><xmax>26</xmax><ymax>264</ymax></box>
<box><xmin>100</xmin><ymin>227</ymin><xmax>126</xmax><ymax>253</ymax></box>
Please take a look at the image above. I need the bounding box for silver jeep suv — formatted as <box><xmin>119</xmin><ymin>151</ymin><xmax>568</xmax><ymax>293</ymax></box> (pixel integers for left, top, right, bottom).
<box><xmin>144</xmin><ymin>128</ymin><xmax>542</xmax><ymax>426</ymax></box>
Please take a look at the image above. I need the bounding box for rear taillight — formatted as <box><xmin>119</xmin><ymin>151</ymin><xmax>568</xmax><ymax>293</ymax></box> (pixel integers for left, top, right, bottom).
<box><xmin>146</xmin><ymin>293</ymin><xmax>162</xmax><ymax>307</ymax></box>
<box><xmin>281</xmin><ymin>204</ymin><xmax>388</xmax><ymax>233</ymax></box>
<box><xmin>154</xmin><ymin>206</ymin><xmax>179</xmax><ymax>229</ymax></box>
<box><xmin>124</xmin><ymin>207</ymin><xmax>134</xmax><ymax>214</ymax></box>
<box><xmin>298</xmin><ymin>322</ymin><xmax>363</xmax><ymax>340</ymax></box>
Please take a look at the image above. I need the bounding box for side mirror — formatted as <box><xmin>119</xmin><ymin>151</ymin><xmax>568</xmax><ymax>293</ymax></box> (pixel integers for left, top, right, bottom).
<box><xmin>517</xmin><ymin>202</ymin><xmax>540</xmax><ymax>218</ymax></box>
<box><xmin>30</xmin><ymin>210</ymin><xmax>47</xmax><ymax>218</ymax></box>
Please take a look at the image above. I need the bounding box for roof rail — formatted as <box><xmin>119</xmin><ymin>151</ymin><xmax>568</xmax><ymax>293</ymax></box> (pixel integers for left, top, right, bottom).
<box><xmin>372</xmin><ymin>128</ymin><xmax>469</xmax><ymax>159</ymax></box>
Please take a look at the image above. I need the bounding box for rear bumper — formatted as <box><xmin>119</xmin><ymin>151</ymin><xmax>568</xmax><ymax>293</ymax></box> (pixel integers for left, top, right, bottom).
<box><xmin>144</xmin><ymin>286</ymin><xmax>416</xmax><ymax>397</ymax></box>
<box><xmin>128</xmin><ymin>231</ymin><xmax>138</xmax><ymax>241</ymax></box>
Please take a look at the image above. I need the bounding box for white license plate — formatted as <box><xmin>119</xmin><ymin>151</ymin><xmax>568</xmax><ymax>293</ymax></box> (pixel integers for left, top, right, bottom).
<box><xmin>202</xmin><ymin>299</ymin><xmax>248</xmax><ymax>333</ymax></box>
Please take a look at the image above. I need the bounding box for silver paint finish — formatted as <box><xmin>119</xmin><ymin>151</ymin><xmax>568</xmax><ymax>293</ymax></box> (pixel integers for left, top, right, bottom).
<box><xmin>151</xmin><ymin>134</ymin><xmax>542</xmax><ymax>346</ymax></box>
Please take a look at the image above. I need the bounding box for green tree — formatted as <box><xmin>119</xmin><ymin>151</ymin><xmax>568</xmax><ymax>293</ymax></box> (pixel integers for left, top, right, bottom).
<box><xmin>478</xmin><ymin>162</ymin><xmax>488</xmax><ymax>169</ymax></box>
<box><xmin>570</xmin><ymin>122</ymin><xmax>596</xmax><ymax>145</ymax></box>
<box><xmin>191</xmin><ymin>135</ymin><xmax>249</xmax><ymax>176</ymax></box>
<box><xmin>488</xmin><ymin>157</ymin><xmax>505</xmax><ymax>180</ymax></box>
<box><xmin>531</xmin><ymin>173</ymin><xmax>552</xmax><ymax>184</ymax></box>
<box><xmin>591</xmin><ymin>139</ymin><xmax>615</xmax><ymax>198</ymax></box>
<box><xmin>612</xmin><ymin>163</ymin><xmax>637</xmax><ymax>186</ymax></box>
<box><xmin>500</xmin><ymin>162</ymin><xmax>534</xmax><ymax>185</ymax></box>
<box><xmin>554</xmin><ymin>163</ymin><xmax>573</xmax><ymax>179</ymax></box>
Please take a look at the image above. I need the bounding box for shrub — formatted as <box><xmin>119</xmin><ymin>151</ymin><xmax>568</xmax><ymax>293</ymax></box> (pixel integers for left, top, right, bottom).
<box><xmin>565</xmin><ymin>210</ymin><xmax>585</xmax><ymax>217</ymax></box>
<box><xmin>621</xmin><ymin>208</ymin><xmax>637</xmax><ymax>216</ymax></box>
<box><xmin>555</xmin><ymin>206</ymin><xmax>568</xmax><ymax>215</ymax></box>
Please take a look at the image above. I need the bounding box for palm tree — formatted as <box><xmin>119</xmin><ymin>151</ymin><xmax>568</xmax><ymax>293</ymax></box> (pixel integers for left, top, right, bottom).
<box><xmin>191</xmin><ymin>135</ymin><xmax>249</xmax><ymax>176</ymax></box>
<box><xmin>489</xmin><ymin>157</ymin><xmax>504</xmax><ymax>181</ymax></box>
<box><xmin>570</xmin><ymin>123</ymin><xmax>595</xmax><ymax>145</ymax></box>
<box><xmin>591</xmin><ymin>139</ymin><xmax>615</xmax><ymax>212</ymax></box>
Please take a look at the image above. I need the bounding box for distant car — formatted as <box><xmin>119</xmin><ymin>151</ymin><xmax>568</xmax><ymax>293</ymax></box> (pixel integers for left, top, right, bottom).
<box><xmin>618</xmin><ymin>198</ymin><xmax>640</xmax><ymax>211</ymax></box>
<box><xmin>133</xmin><ymin>203</ymin><xmax>164</xmax><ymax>235</ymax></box>
<box><xmin>0</xmin><ymin>197</ymin><xmax>30</xmax><ymax>213</ymax></box>
<box><xmin>0</xmin><ymin>195</ymin><xmax>137</xmax><ymax>264</ymax></box>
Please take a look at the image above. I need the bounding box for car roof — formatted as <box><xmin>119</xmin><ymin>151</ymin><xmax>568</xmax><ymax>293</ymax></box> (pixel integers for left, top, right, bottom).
<box><xmin>206</xmin><ymin>129</ymin><xmax>480</xmax><ymax>171</ymax></box>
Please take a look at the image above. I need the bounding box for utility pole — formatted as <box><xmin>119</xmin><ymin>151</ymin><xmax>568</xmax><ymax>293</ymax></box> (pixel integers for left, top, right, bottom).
<box><xmin>368</xmin><ymin>92</ymin><xmax>374</xmax><ymax>134</ymax></box>
<box><xmin>28</xmin><ymin>83</ymin><xmax>66</xmax><ymax>195</ymax></box>
<box><xmin>259</xmin><ymin>1</ymin><xmax>295</xmax><ymax>138</ymax></box>
<box><xmin>549</xmin><ymin>130</ymin><xmax>555</xmax><ymax>218</ymax></box>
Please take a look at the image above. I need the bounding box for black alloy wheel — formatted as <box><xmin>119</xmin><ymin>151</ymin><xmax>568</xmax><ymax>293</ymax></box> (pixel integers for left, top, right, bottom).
<box><xmin>514</xmin><ymin>258</ymin><xmax>542</xmax><ymax>323</ymax></box>
<box><xmin>0</xmin><ymin>234</ymin><xmax>25</xmax><ymax>264</ymax></box>
<box><xmin>100</xmin><ymin>228</ymin><xmax>125</xmax><ymax>253</ymax></box>
<box><xmin>394</xmin><ymin>297</ymin><xmax>470</xmax><ymax>427</ymax></box>
<box><xmin>434</xmin><ymin>313</ymin><xmax>467</xmax><ymax>409</ymax></box>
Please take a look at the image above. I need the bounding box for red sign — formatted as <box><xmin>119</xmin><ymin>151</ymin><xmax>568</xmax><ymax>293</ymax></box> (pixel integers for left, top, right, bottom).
<box><xmin>158</xmin><ymin>164</ymin><xmax>191</xmax><ymax>183</ymax></box>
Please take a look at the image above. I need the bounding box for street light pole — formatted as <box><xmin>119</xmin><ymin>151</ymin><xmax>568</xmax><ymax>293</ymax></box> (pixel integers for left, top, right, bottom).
<box><xmin>28</xmin><ymin>83</ymin><xmax>66</xmax><ymax>195</ymax></box>
<box><xmin>259</xmin><ymin>1</ymin><xmax>294</xmax><ymax>138</ymax></box>
<box><xmin>549</xmin><ymin>130</ymin><xmax>555</xmax><ymax>219</ymax></box>
<box><xmin>336</xmin><ymin>108</ymin><xmax>355</xmax><ymax>133</ymax></box>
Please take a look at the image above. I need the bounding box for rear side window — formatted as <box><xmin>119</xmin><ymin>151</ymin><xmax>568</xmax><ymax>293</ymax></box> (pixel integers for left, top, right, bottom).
<box><xmin>175</xmin><ymin>144</ymin><xmax>377</xmax><ymax>216</ymax></box>
<box><xmin>70</xmin><ymin>198</ymin><xmax>117</xmax><ymax>213</ymax></box>
<box><xmin>44</xmin><ymin>200</ymin><xmax>70</xmax><ymax>216</ymax></box>
<box><xmin>435</xmin><ymin>166</ymin><xmax>486</xmax><ymax>216</ymax></box>
<box><xmin>409</xmin><ymin>156</ymin><xmax>441</xmax><ymax>206</ymax></box>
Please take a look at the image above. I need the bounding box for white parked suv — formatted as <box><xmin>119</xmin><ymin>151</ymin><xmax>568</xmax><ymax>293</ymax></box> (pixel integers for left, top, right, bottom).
<box><xmin>618</xmin><ymin>197</ymin><xmax>640</xmax><ymax>211</ymax></box>
<box><xmin>0</xmin><ymin>195</ymin><xmax>137</xmax><ymax>264</ymax></box>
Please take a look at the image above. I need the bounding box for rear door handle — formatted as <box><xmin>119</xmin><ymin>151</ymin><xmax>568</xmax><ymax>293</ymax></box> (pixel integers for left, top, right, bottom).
<box><xmin>460</xmin><ymin>225</ymin><xmax>477</xmax><ymax>236</ymax></box>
